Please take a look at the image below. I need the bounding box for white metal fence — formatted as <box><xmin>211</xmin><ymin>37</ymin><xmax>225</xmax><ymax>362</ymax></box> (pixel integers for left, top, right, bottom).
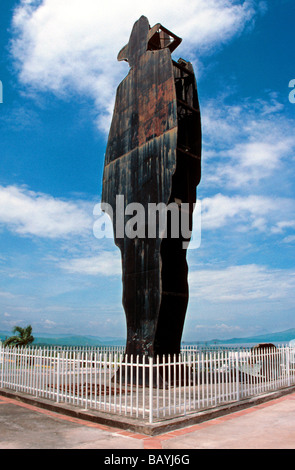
<box><xmin>1</xmin><ymin>345</ymin><xmax>295</xmax><ymax>424</ymax></box>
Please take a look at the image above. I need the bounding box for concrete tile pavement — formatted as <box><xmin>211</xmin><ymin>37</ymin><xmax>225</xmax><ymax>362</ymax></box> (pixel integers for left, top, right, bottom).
<box><xmin>159</xmin><ymin>395</ymin><xmax>295</xmax><ymax>449</ymax></box>
<box><xmin>1</xmin><ymin>393</ymin><xmax>295</xmax><ymax>449</ymax></box>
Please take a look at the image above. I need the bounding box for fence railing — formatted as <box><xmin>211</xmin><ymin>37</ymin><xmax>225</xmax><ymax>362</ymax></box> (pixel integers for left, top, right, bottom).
<box><xmin>1</xmin><ymin>345</ymin><xmax>294</xmax><ymax>424</ymax></box>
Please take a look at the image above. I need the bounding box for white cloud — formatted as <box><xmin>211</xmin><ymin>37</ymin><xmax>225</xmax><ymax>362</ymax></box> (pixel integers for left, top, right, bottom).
<box><xmin>192</xmin><ymin>323</ymin><xmax>243</xmax><ymax>338</ymax></box>
<box><xmin>59</xmin><ymin>250</ymin><xmax>121</xmax><ymax>276</ymax></box>
<box><xmin>282</xmin><ymin>235</ymin><xmax>295</xmax><ymax>244</ymax></box>
<box><xmin>271</xmin><ymin>220</ymin><xmax>295</xmax><ymax>235</ymax></box>
<box><xmin>0</xmin><ymin>291</ymin><xmax>16</xmax><ymax>300</ymax></box>
<box><xmin>189</xmin><ymin>264</ymin><xmax>295</xmax><ymax>302</ymax></box>
<box><xmin>43</xmin><ymin>319</ymin><xmax>57</xmax><ymax>328</ymax></box>
<box><xmin>202</xmin><ymin>95</ymin><xmax>295</xmax><ymax>188</ymax></box>
<box><xmin>201</xmin><ymin>193</ymin><xmax>295</xmax><ymax>233</ymax></box>
<box><xmin>10</xmin><ymin>0</ymin><xmax>258</xmax><ymax>132</ymax></box>
<box><xmin>0</xmin><ymin>185</ymin><xmax>92</xmax><ymax>238</ymax></box>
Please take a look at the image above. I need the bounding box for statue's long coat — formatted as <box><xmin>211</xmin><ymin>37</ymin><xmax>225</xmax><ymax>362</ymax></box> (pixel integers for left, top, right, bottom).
<box><xmin>102</xmin><ymin>16</ymin><xmax>201</xmax><ymax>358</ymax></box>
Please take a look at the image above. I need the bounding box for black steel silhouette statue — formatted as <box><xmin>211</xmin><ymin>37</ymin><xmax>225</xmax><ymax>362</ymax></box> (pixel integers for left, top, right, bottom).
<box><xmin>102</xmin><ymin>16</ymin><xmax>201</xmax><ymax>360</ymax></box>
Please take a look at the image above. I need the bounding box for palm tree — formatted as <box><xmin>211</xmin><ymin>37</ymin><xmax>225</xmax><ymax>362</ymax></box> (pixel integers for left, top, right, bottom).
<box><xmin>4</xmin><ymin>325</ymin><xmax>34</xmax><ymax>347</ymax></box>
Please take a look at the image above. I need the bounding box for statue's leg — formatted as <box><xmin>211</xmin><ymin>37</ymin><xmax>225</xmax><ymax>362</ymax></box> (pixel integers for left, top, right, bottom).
<box><xmin>118</xmin><ymin>237</ymin><xmax>161</xmax><ymax>358</ymax></box>
<box><xmin>154</xmin><ymin>236</ymin><xmax>189</xmax><ymax>357</ymax></box>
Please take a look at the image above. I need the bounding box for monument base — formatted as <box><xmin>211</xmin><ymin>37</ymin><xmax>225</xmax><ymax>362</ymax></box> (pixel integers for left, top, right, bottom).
<box><xmin>113</xmin><ymin>358</ymin><xmax>191</xmax><ymax>389</ymax></box>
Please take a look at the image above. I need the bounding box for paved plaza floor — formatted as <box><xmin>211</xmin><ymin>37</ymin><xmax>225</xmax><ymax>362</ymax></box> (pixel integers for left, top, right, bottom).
<box><xmin>1</xmin><ymin>392</ymin><xmax>295</xmax><ymax>450</ymax></box>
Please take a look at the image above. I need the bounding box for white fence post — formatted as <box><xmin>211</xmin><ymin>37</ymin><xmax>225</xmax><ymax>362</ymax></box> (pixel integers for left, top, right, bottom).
<box><xmin>0</xmin><ymin>346</ymin><xmax>3</xmax><ymax>388</ymax></box>
<box><xmin>149</xmin><ymin>356</ymin><xmax>153</xmax><ymax>424</ymax></box>
<box><xmin>287</xmin><ymin>347</ymin><xmax>291</xmax><ymax>387</ymax></box>
<box><xmin>56</xmin><ymin>351</ymin><xmax>61</xmax><ymax>403</ymax></box>
<box><xmin>236</xmin><ymin>351</ymin><xmax>240</xmax><ymax>401</ymax></box>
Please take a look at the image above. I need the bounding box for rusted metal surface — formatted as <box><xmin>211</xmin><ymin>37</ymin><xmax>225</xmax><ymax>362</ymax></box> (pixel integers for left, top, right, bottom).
<box><xmin>102</xmin><ymin>16</ymin><xmax>201</xmax><ymax>359</ymax></box>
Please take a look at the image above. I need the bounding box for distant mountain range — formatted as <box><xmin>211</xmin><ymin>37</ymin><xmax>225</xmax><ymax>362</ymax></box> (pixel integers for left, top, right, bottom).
<box><xmin>0</xmin><ymin>328</ymin><xmax>295</xmax><ymax>347</ymax></box>
<box><xmin>0</xmin><ymin>331</ymin><xmax>125</xmax><ymax>347</ymax></box>
<box><xmin>183</xmin><ymin>328</ymin><xmax>295</xmax><ymax>345</ymax></box>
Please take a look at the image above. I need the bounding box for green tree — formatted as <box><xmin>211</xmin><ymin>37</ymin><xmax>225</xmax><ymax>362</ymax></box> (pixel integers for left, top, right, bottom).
<box><xmin>4</xmin><ymin>325</ymin><xmax>34</xmax><ymax>347</ymax></box>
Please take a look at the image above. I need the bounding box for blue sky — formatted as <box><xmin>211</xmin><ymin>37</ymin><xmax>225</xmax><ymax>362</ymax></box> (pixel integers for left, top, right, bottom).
<box><xmin>0</xmin><ymin>0</ymin><xmax>294</xmax><ymax>341</ymax></box>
